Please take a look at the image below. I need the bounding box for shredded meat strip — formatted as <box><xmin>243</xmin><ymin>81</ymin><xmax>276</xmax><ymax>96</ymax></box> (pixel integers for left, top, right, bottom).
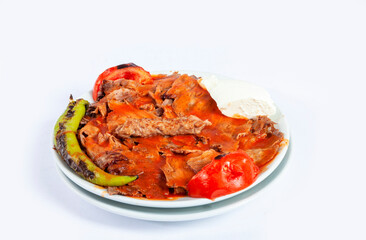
<box><xmin>161</xmin><ymin>149</ymin><xmax>219</xmax><ymax>189</ymax></box>
<box><xmin>186</xmin><ymin>149</ymin><xmax>218</xmax><ymax>173</ymax></box>
<box><xmin>93</xmin><ymin>149</ymin><xmax>129</xmax><ymax>170</ymax></box>
<box><xmin>114</xmin><ymin>115</ymin><xmax>212</xmax><ymax>138</ymax></box>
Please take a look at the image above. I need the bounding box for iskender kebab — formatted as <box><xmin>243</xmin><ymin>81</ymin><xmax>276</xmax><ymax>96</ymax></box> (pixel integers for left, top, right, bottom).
<box><xmin>53</xmin><ymin>63</ymin><xmax>284</xmax><ymax>200</ymax></box>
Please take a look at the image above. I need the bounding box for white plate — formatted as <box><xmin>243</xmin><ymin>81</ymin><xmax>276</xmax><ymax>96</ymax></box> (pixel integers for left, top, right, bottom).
<box><xmin>56</xmin><ymin>142</ymin><xmax>291</xmax><ymax>221</ymax></box>
<box><xmin>53</xmin><ymin>71</ymin><xmax>290</xmax><ymax>208</ymax></box>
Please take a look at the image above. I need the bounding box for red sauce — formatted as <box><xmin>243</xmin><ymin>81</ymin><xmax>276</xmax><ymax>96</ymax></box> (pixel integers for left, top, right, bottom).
<box><xmin>81</xmin><ymin>73</ymin><xmax>284</xmax><ymax>199</ymax></box>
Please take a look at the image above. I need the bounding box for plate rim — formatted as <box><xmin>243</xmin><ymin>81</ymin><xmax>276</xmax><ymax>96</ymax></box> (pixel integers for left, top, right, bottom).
<box><xmin>56</xmin><ymin>142</ymin><xmax>291</xmax><ymax>221</ymax></box>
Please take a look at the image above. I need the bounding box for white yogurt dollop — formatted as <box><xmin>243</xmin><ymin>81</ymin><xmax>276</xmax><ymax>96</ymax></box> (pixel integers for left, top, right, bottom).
<box><xmin>199</xmin><ymin>75</ymin><xmax>276</xmax><ymax>120</ymax></box>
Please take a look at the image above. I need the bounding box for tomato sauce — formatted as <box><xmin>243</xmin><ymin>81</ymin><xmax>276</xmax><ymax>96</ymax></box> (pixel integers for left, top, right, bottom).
<box><xmin>81</xmin><ymin>72</ymin><xmax>284</xmax><ymax>199</ymax></box>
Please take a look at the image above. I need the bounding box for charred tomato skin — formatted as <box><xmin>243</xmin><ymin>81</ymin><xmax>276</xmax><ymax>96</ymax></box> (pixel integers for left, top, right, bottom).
<box><xmin>187</xmin><ymin>151</ymin><xmax>259</xmax><ymax>200</ymax></box>
<box><xmin>92</xmin><ymin>63</ymin><xmax>152</xmax><ymax>101</ymax></box>
<box><xmin>116</xmin><ymin>63</ymin><xmax>137</xmax><ymax>69</ymax></box>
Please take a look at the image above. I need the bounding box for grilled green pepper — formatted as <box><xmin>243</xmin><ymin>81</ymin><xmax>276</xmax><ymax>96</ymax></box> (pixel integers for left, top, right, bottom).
<box><xmin>54</xmin><ymin>97</ymin><xmax>138</xmax><ymax>186</ymax></box>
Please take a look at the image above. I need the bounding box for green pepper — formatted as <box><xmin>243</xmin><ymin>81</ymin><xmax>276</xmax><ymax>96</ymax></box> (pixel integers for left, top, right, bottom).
<box><xmin>54</xmin><ymin>97</ymin><xmax>138</xmax><ymax>186</ymax></box>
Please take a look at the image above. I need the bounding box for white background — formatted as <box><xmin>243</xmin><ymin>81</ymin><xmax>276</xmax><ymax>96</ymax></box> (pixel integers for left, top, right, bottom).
<box><xmin>1</xmin><ymin>0</ymin><xmax>365</xmax><ymax>239</ymax></box>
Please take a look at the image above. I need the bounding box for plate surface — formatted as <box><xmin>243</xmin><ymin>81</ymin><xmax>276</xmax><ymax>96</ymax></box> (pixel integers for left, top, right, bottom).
<box><xmin>53</xmin><ymin>71</ymin><xmax>290</xmax><ymax>208</ymax></box>
<box><xmin>57</xmin><ymin>142</ymin><xmax>291</xmax><ymax>221</ymax></box>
